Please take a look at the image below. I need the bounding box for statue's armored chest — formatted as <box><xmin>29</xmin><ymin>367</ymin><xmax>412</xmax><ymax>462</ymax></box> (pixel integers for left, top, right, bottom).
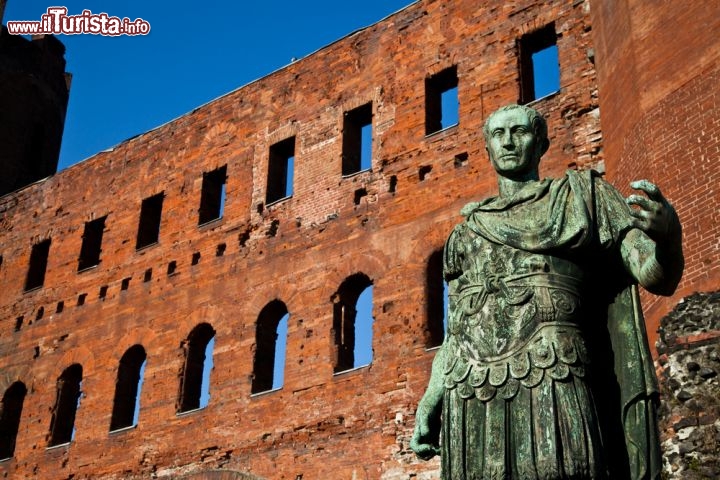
<box><xmin>450</xmin><ymin>235</ymin><xmax>586</xmax><ymax>360</ymax></box>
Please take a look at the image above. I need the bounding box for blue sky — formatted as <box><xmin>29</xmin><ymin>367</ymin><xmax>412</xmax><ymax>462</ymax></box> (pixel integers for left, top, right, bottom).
<box><xmin>4</xmin><ymin>0</ymin><xmax>415</xmax><ymax>170</ymax></box>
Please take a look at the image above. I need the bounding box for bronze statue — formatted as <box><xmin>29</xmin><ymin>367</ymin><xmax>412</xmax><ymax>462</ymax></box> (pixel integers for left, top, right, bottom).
<box><xmin>411</xmin><ymin>104</ymin><xmax>683</xmax><ymax>479</ymax></box>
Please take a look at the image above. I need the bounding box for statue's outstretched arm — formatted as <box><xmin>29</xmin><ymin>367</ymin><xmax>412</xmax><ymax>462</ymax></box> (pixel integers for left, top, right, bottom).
<box><xmin>622</xmin><ymin>180</ymin><xmax>684</xmax><ymax>295</ymax></box>
<box><xmin>410</xmin><ymin>343</ymin><xmax>445</xmax><ymax>460</ymax></box>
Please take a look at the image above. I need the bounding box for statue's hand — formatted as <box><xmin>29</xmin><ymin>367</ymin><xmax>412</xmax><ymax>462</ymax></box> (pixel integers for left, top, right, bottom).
<box><xmin>410</xmin><ymin>404</ymin><xmax>441</xmax><ymax>460</ymax></box>
<box><xmin>626</xmin><ymin>180</ymin><xmax>680</xmax><ymax>243</ymax></box>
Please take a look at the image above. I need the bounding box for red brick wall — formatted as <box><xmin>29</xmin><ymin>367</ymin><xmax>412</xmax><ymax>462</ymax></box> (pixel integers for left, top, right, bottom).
<box><xmin>0</xmin><ymin>1</ymin><xmax>602</xmax><ymax>478</ymax></box>
<box><xmin>590</xmin><ymin>0</ymin><xmax>720</xmax><ymax>347</ymax></box>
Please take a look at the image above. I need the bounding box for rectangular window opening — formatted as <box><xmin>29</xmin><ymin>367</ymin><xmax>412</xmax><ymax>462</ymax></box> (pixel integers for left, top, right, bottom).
<box><xmin>198</xmin><ymin>166</ymin><xmax>227</xmax><ymax>225</ymax></box>
<box><xmin>353</xmin><ymin>188</ymin><xmax>368</xmax><ymax>206</ymax></box>
<box><xmin>518</xmin><ymin>23</ymin><xmax>560</xmax><ymax>104</ymax></box>
<box><xmin>239</xmin><ymin>229</ymin><xmax>251</xmax><ymax>248</ymax></box>
<box><xmin>389</xmin><ymin>175</ymin><xmax>398</xmax><ymax>193</ymax></box>
<box><xmin>454</xmin><ymin>152</ymin><xmax>469</xmax><ymax>168</ymax></box>
<box><xmin>25</xmin><ymin>239</ymin><xmax>51</xmax><ymax>291</ymax></box>
<box><xmin>136</xmin><ymin>193</ymin><xmax>164</xmax><ymax>249</ymax></box>
<box><xmin>78</xmin><ymin>217</ymin><xmax>106</xmax><ymax>271</ymax></box>
<box><xmin>425</xmin><ymin>66</ymin><xmax>459</xmax><ymax>135</ymax></box>
<box><xmin>342</xmin><ymin>103</ymin><xmax>373</xmax><ymax>176</ymax></box>
<box><xmin>266</xmin><ymin>137</ymin><xmax>295</xmax><ymax>205</ymax></box>
<box><xmin>265</xmin><ymin>219</ymin><xmax>279</xmax><ymax>238</ymax></box>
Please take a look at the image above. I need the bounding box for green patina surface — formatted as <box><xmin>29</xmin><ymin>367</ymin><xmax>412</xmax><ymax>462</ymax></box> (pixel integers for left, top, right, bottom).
<box><xmin>411</xmin><ymin>105</ymin><xmax>684</xmax><ymax>479</ymax></box>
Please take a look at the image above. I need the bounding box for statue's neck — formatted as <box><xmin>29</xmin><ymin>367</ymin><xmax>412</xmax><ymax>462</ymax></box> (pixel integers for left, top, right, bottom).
<box><xmin>497</xmin><ymin>173</ymin><xmax>539</xmax><ymax>198</ymax></box>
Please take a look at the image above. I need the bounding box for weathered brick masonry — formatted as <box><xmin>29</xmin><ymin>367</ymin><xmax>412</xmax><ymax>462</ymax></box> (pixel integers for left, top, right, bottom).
<box><xmin>0</xmin><ymin>0</ymin><xmax>717</xmax><ymax>478</ymax></box>
<box><xmin>590</xmin><ymin>0</ymin><xmax>720</xmax><ymax>343</ymax></box>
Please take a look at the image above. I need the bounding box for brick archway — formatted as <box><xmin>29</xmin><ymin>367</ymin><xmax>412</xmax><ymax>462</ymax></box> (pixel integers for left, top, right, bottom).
<box><xmin>179</xmin><ymin>470</ymin><xmax>266</xmax><ymax>480</ymax></box>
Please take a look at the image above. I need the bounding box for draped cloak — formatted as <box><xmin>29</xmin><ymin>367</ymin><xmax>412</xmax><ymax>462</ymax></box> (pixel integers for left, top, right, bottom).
<box><xmin>439</xmin><ymin>170</ymin><xmax>661</xmax><ymax>479</ymax></box>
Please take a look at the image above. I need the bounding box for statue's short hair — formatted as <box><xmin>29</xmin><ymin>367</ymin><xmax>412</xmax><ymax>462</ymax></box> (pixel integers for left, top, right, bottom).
<box><xmin>482</xmin><ymin>104</ymin><xmax>548</xmax><ymax>145</ymax></box>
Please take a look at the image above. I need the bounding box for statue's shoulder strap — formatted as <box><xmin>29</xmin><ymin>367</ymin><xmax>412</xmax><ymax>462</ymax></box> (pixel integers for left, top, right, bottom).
<box><xmin>443</xmin><ymin>223</ymin><xmax>467</xmax><ymax>280</ymax></box>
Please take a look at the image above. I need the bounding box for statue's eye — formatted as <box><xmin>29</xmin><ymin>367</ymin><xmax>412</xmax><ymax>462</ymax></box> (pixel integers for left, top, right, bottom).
<box><xmin>513</xmin><ymin>126</ymin><xmax>528</xmax><ymax>134</ymax></box>
<box><xmin>492</xmin><ymin>129</ymin><xmax>503</xmax><ymax>137</ymax></box>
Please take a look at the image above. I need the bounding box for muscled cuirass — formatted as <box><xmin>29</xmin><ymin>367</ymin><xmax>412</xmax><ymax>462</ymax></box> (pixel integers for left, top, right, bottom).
<box><xmin>444</xmin><ymin>236</ymin><xmax>591</xmax><ymax>401</ymax></box>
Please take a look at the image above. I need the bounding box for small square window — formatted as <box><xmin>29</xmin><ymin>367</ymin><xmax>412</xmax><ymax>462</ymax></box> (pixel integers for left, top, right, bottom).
<box><xmin>342</xmin><ymin>103</ymin><xmax>373</xmax><ymax>176</ymax></box>
<box><xmin>518</xmin><ymin>23</ymin><xmax>560</xmax><ymax>103</ymax></box>
<box><xmin>78</xmin><ymin>216</ymin><xmax>106</xmax><ymax>271</ymax></box>
<box><xmin>136</xmin><ymin>193</ymin><xmax>164</xmax><ymax>249</ymax></box>
<box><xmin>266</xmin><ymin>137</ymin><xmax>295</xmax><ymax>204</ymax></box>
<box><xmin>198</xmin><ymin>166</ymin><xmax>227</xmax><ymax>225</ymax></box>
<box><xmin>425</xmin><ymin>66</ymin><xmax>459</xmax><ymax>135</ymax></box>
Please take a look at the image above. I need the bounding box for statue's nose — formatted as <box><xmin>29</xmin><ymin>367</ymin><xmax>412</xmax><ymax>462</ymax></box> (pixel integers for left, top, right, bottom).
<box><xmin>502</xmin><ymin>133</ymin><xmax>514</xmax><ymax>149</ymax></box>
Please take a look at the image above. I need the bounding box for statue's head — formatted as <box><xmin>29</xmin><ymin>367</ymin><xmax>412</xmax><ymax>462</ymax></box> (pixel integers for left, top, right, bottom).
<box><xmin>482</xmin><ymin>104</ymin><xmax>549</xmax><ymax>179</ymax></box>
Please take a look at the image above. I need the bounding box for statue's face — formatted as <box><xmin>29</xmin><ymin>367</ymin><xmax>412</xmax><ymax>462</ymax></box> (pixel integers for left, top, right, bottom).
<box><xmin>484</xmin><ymin>109</ymin><xmax>542</xmax><ymax>179</ymax></box>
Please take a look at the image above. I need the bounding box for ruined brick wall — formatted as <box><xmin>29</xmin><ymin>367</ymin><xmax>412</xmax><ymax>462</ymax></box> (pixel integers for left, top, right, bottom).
<box><xmin>0</xmin><ymin>1</ymin><xmax>603</xmax><ymax>478</ymax></box>
<box><xmin>589</xmin><ymin>0</ymin><xmax>720</xmax><ymax>343</ymax></box>
<box><xmin>3</xmin><ymin>0</ymin><xmax>717</xmax><ymax>478</ymax></box>
<box><xmin>656</xmin><ymin>292</ymin><xmax>720</xmax><ymax>479</ymax></box>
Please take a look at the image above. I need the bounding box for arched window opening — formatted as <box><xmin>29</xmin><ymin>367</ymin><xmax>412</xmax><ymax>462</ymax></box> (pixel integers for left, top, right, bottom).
<box><xmin>48</xmin><ymin>364</ymin><xmax>82</xmax><ymax>447</ymax></box>
<box><xmin>426</xmin><ymin>249</ymin><xmax>448</xmax><ymax>348</ymax></box>
<box><xmin>110</xmin><ymin>345</ymin><xmax>147</xmax><ymax>432</ymax></box>
<box><xmin>0</xmin><ymin>381</ymin><xmax>27</xmax><ymax>460</ymax></box>
<box><xmin>177</xmin><ymin>323</ymin><xmax>215</xmax><ymax>413</ymax></box>
<box><xmin>332</xmin><ymin>273</ymin><xmax>374</xmax><ymax>373</ymax></box>
<box><xmin>251</xmin><ymin>300</ymin><xmax>289</xmax><ymax>394</ymax></box>
<box><xmin>200</xmin><ymin>337</ymin><xmax>214</xmax><ymax>408</ymax></box>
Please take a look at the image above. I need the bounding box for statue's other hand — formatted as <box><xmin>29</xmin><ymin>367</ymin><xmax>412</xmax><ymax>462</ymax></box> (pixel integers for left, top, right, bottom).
<box><xmin>626</xmin><ymin>180</ymin><xmax>680</xmax><ymax>243</ymax></box>
<box><xmin>410</xmin><ymin>406</ymin><xmax>441</xmax><ymax>460</ymax></box>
